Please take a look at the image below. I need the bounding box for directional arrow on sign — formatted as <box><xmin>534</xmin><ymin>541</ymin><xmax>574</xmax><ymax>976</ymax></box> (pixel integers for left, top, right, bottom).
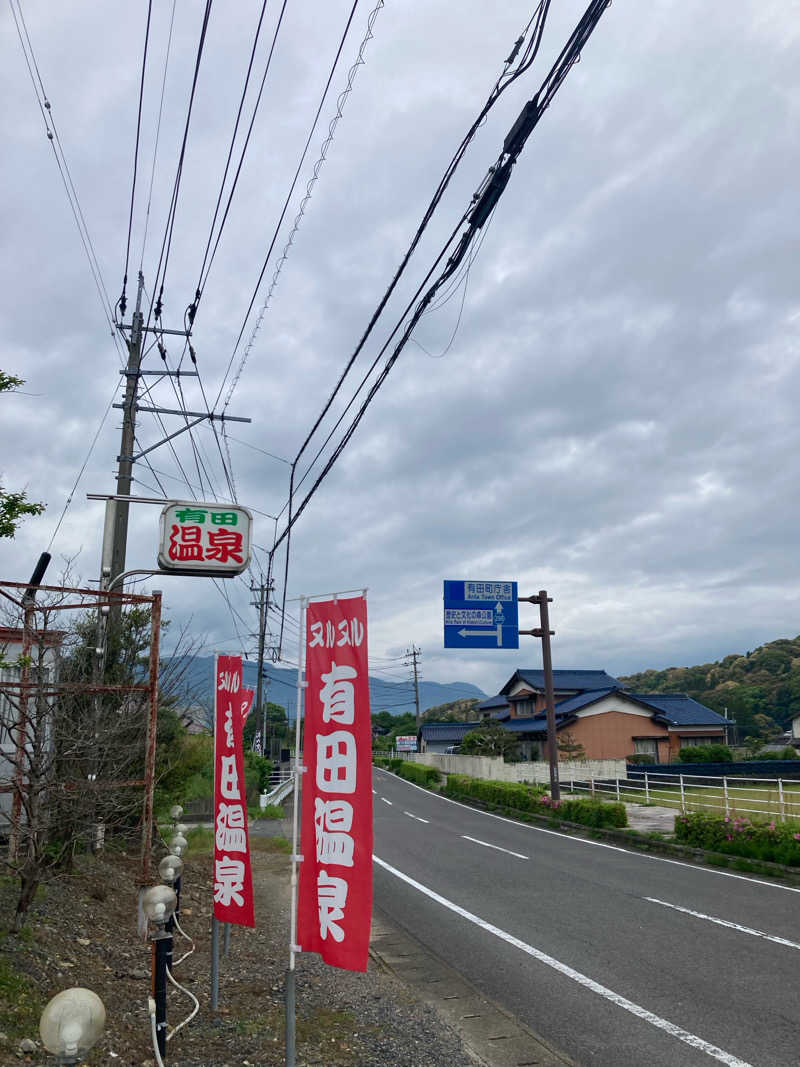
<box><xmin>458</xmin><ymin>624</ymin><xmax>503</xmax><ymax>646</ymax></box>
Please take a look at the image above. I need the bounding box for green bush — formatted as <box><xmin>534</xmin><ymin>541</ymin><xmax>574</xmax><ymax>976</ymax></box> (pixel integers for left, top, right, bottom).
<box><xmin>544</xmin><ymin>796</ymin><xmax>627</xmax><ymax>829</ymax></box>
<box><xmin>372</xmin><ymin>756</ymin><xmax>391</xmax><ymax>769</ymax></box>
<box><xmin>444</xmin><ymin>774</ymin><xmax>547</xmax><ymax>811</ymax></box>
<box><xmin>396</xmin><ymin>762</ymin><xmax>441</xmax><ymax>788</ymax></box>
<box><xmin>675</xmin><ymin>811</ymin><xmax>800</xmax><ymax>866</ymax></box>
<box><xmin>757</xmin><ymin>747</ymin><xmax>799</xmax><ymax>760</ymax></box>
<box><xmin>627</xmin><ymin>753</ymin><xmax>655</xmax><ymax>765</ymax></box>
<box><xmin>389</xmin><ymin>758</ymin><xmax>404</xmax><ymax>773</ymax></box>
<box><xmin>677</xmin><ymin>744</ymin><xmax>733</xmax><ymax>763</ymax></box>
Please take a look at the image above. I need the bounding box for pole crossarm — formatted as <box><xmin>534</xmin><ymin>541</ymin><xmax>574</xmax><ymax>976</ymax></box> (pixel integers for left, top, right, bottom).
<box><xmin>113</xmin><ymin>403</ymin><xmax>251</xmax><ymax>422</ymax></box>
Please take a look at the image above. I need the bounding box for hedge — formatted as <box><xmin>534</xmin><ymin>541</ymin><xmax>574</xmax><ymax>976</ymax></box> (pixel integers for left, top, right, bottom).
<box><xmin>444</xmin><ymin>775</ymin><xmax>626</xmax><ymax>829</ymax></box>
<box><xmin>396</xmin><ymin>762</ymin><xmax>441</xmax><ymax>788</ymax></box>
<box><xmin>675</xmin><ymin>811</ymin><xmax>800</xmax><ymax>866</ymax></box>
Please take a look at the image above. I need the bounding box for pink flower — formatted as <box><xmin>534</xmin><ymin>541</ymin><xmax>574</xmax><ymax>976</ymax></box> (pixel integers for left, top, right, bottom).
<box><xmin>793</xmin><ymin>833</ymin><xmax>800</xmax><ymax>841</ymax></box>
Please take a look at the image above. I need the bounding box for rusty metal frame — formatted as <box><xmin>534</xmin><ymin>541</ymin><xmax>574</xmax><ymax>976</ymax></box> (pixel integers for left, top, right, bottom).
<box><xmin>0</xmin><ymin>580</ymin><xmax>162</xmax><ymax>883</ymax></box>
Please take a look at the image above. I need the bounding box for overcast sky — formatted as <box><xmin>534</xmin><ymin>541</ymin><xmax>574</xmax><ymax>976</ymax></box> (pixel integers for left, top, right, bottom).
<box><xmin>2</xmin><ymin>0</ymin><xmax>800</xmax><ymax>699</ymax></box>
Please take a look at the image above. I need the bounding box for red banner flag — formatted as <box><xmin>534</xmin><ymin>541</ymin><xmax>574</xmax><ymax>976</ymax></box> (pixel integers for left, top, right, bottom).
<box><xmin>239</xmin><ymin>687</ymin><xmax>255</xmax><ymax>728</ymax></box>
<box><xmin>213</xmin><ymin>655</ymin><xmax>255</xmax><ymax>927</ymax></box>
<box><xmin>297</xmin><ymin>595</ymin><xmax>373</xmax><ymax>971</ymax></box>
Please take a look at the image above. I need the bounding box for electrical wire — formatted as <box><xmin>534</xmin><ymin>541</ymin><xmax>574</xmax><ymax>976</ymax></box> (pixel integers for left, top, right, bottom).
<box><xmin>8</xmin><ymin>0</ymin><xmax>126</xmax><ymax>365</ymax></box>
<box><xmin>165</xmin><ymin>966</ymin><xmax>200</xmax><ymax>1041</ymax></box>
<box><xmin>120</xmin><ymin>0</ymin><xmax>153</xmax><ymax>315</ymax></box>
<box><xmin>139</xmin><ymin>0</ymin><xmax>178</xmax><ymax>273</ymax></box>
<box><xmin>220</xmin><ymin>0</ymin><xmax>385</xmax><ymax>415</ymax></box>
<box><xmin>273</xmin><ymin>0</ymin><xmax>612</xmax><ymax>563</ymax></box>
<box><xmin>214</xmin><ymin>0</ymin><xmax>363</xmax><ymax>411</ymax></box>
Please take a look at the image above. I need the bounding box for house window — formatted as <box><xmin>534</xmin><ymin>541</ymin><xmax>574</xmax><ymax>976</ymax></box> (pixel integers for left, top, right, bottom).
<box><xmin>633</xmin><ymin>738</ymin><xmax>658</xmax><ymax>758</ymax></box>
<box><xmin>514</xmin><ymin>699</ymin><xmax>534</xmax><ymax>717</ymax></box>
<box><xmin>679</xmin><ymin>736</ymin><xmax>721</xmax><ymax>748</ymax></box>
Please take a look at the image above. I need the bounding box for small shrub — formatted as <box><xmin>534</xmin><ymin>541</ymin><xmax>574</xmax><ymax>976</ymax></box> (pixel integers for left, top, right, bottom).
<box><xmin>757</xmin><ymin>747</ymin><xmax>799</xmax><ymax>761</ymax></box>
<box><xmin>252</xmin><ymin>804</ymin><xmax>284</xmax><ymax>820</ymax></box>
<box><xmin>677</xmin><ymin>744</ymin><xmax>732</xmax><ymax>763</ymax></box>
<box><xmin>627</xmin><ymin>754</ymin><xmax>655</xmax><ymax>765</ymax></box>
<box><xmin>539</xmin><ymin>794</ymin><xmax>627</xmax><ymax>829</ymax></box>
<box><xmin>396</xmin><ymin>762</ymin><xmax>441</xmax><ymax>788</ymax></box>
<box><xmin>444</xmin><ymin>774</ymin><xmax>548</xmax><ymax>811</ymax></box>
<box><xmin>389</xmin><ymin>758</ymin><xmax>404</xmax><ymax>773</ymax></box>
<box><xmin>675</xmin><ymin>811</ymin><xmax>800</xmax><ymax>866</ymax></box>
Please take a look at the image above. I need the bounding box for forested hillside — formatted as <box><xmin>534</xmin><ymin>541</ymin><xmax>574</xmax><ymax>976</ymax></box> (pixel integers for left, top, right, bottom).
<box><xmin>620</xmin><ymin>636</ymin><xmax>800</xmax><ymax>741</ymax></box>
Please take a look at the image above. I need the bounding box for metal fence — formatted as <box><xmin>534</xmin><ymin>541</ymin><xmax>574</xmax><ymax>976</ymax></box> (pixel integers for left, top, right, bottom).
<box><xmin>564</xmin><ymin>768</ymin><xmax>800</xmax><ymax>822</ymax></box>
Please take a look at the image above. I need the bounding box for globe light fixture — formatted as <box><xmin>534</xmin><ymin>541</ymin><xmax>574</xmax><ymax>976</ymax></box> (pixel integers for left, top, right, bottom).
<box><xmin>174</xmin><ymin>822</ymin><xmax>188</xmax><ymax>835</ymax></box>
<box><xmin>158</xmin><ymin>854</ymin><xmax>184</xmax><ymax>885</ymax></box>
<box><xmin>169</xmin><ymin>804</ymin><xmax>183</xmax><ymax>821</ymax></box>
<box><xmin>40</xmin><ymin>987</ymin><xmax>105</xmax><ymax>1064</ymax></box>
<box><xmin>169</xmin><ymin>834</ymin><xmax>188</xmax><ymax>856</ymax></box>
<box><xmin>141</xmin><ymin>884</ymin><xmax>176</xmax><ymax>927</ymax></box>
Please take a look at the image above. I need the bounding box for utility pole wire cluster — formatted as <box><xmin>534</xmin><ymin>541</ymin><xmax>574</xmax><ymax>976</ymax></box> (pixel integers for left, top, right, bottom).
<box><xmin>269</xmin><ymin>0</ymin><xmax>613</xmax><ymax>655</ymax></box>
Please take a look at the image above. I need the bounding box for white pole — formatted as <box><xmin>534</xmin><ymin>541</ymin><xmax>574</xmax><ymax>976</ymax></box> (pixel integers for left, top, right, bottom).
<box><xmin>779</xmin><ymin>779</ymin><xmax>785</xmax><ymax>821</ymax></box>
<box><xmin>286</xmin><ymin>597</ymin><xmax>306</xmax><ymax>1066</ymax></box>
<box><xmin>679</xmin><ymin>773</ymin><xmax>685</xmax><ymax>813</ymax></box>
<box><xmin>723</xmin><ymin>776</ymin><xmax>729</xmax><ymax>817</ymax></box>
<box><xmin>644</xmin><ymin>771</ymin><xmax>650</xmax><ymax>804</ymax></box>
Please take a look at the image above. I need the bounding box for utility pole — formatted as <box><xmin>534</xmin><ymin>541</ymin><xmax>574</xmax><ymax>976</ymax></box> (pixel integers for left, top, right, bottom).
<box><xmin>519</xmin><ymin>591</ymin><xmax>560</xmax><ymax>803</ymax></box>
<box><xmin>251</xmin><ymin>578</ymin><xmax>273</xmax><ymax>757</ymax></box>
<box><xmin>110</xmin><ymin>271</ymin><xmax>145</xmax><ymax>586</ymax></box>
<box><xmin>406</xmin><ymin>644</ymin><xmax>422</xmax><ymax>730</ymax></box>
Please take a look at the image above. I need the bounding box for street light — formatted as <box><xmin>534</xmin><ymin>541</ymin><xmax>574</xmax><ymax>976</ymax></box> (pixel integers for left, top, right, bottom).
<box><xmin>169</xmin><ymin>804</ymin><xmax>183</xmax><ymax>821</ymax></box>
<box><xmin>141</xmin><ymin>885</ymin><xmax>176</xmax><ymax>1060</ymax></box>
<box><xmin>40</xmin><ymin>988</ymin><xmax>105</xmax><ymax>1064</ymax></box>
<box><xmin>158</xmin><ymin>854</ymin><xmax>184</xmax><ymax>885</ymax></box>
<box><xmin>174</xmin><ymin>823</ymin><xmax>188</xmax><ymax>836</ymax></box>
<box><xmin>169</xmin><ymin>834</ymin><xmax>188</xmax><ymax>857</ymax></box>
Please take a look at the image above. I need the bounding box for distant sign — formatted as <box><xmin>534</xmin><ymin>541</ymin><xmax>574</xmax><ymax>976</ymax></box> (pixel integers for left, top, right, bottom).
<box><xmin>158</xmin><ymin>500</ymin><xmax>252</xmax><ymax>576</ymax></box>
<box><xmin>443</xmin><ymin>580</ymin><xmax>519</xmax><ymax>649</ymax></box>
<box><xmin>395</xmin><ymin>735</ymin><xmax>417</xmax><ymax>752</ymax></box>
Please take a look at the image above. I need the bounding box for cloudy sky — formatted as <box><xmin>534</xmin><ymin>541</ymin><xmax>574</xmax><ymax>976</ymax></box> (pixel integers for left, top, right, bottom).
<box><xmin>2</xmin><ymin>0</ymin><xmax>799</xmax><ymax>699</ymax></box>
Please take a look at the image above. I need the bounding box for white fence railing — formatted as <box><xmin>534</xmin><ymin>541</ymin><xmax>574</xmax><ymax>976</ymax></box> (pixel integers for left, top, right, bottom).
<box><xmin>566</xmin><ymin>770</ymin><xmax>800</xmax><ymax>822</ymax></box>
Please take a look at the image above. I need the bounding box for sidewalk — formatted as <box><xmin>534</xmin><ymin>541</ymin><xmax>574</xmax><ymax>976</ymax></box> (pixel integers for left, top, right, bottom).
<box><xmin>624</xmin><ymin>802</ymin><xmax>677</xmax><ymax>834</ymax></box>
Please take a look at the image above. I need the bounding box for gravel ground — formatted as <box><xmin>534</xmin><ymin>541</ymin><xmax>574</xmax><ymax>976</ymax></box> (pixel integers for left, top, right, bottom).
<box><xmin>0</xmin><ymin>831</ymin><xmax>480</xmax><ymax>1066</ymax></box>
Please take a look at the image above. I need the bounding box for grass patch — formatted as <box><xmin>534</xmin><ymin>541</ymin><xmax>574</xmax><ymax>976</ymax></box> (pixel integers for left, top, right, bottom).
<box><xmin>250</xmin><ymin>835</ymin><xmax>292</xmax><ymax>855</ymax></box>
<box><xmin>0</xmin><ymin>954</ymin><xmax>42</xmax><ymax>1041</ymax></box>
<box><xmin>185</xmin><ymin>826</ymin><xmax>214</xmax><ymax>854</ymax></box>
<box><xmin>252</xmin><ymin>804</ymin><xmax>284</xmax><ymax>820</ymax></box>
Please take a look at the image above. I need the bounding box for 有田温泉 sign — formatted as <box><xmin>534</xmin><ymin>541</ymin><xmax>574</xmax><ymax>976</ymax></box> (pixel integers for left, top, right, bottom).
<box><xmin>395</xmin><ymin>735</ymin><xmax>417</xmax><ymax>752</ymax></box>
<box><xmin>298</xmin><ymin>595</ymin><xmax>373</xmax><ymax>971</ymax></box>
<box><xmin>159</xmin><ymin>501</ymin><xmax>252</xmax><ymax>576</ymax></box>
<box><xmin>213</xmin><ymin>655</ymin><xmax>255</xmax><ymax>927</ymax></box>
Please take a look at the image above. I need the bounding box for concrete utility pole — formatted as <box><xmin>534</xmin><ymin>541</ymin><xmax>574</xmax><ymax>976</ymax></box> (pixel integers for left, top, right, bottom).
<box><xmin>110</xmin><ymin>271</ymin><xmax>145</xmax><ymax>586</ymax></box>
<box><xmin>406</xmin><ymin>644</ymin><xmax>422</xmax><ymax>730</ymax></box>
<box><xmin>251</xmin><ymin>579</ymin><xmax>273</xmax><ymax>757</ymax></box>
<box><xmin>519</xmin><ymin>591</ymin><xmax>560</xmax><ymax>803</ymax></box>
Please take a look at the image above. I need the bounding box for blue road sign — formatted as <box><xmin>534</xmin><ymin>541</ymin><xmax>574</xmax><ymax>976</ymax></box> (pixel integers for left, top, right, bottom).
<box><xmin>443</xmin><ymin>580</ymin><xmax>519</xmax><ymax>649</ymax></box>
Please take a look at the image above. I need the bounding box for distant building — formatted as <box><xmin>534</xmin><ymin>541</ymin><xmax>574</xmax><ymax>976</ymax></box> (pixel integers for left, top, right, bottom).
<box><xmin>486</xmin><ymin>668</ymin><xmax>730</xmax><ymax>762</ymax></box>
<box><xmin>417</xmin><ymin>721</ymin><xmax>482</xmax><ymax>754</ymax></box>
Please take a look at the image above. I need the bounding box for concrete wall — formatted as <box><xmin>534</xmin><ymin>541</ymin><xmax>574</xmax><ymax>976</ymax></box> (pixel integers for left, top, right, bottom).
<box><xmin>406</xmin><ymin>752</ymin><xmax>626</xmax><ymax>784</ymax></box>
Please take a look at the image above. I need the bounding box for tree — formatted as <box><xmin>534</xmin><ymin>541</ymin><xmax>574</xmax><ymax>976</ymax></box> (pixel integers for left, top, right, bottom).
<box><xmin>460</xmin><ymin>721</ymin><xmax>519</xmax><ymax>760</ymax></box>
<box><xmin>0</xmin><ymin>371</ymin><xmax>45</xmax><ymax>537</ymax></box>
<box><xmin>557</xmin><ymin>730</ymin><xmax>586</xmax><ymax>761</ymax></box>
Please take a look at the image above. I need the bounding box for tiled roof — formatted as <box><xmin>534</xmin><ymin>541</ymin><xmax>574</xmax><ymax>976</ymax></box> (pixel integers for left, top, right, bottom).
<box><xmin>500</xmin><ymin>669</ymin><xmax>621</xmax><ymax>695</ymax></box>
<box><xmin>478</xmin><ymin>694</ymin><xmax>508</xmax><ymax>710</ymax></box>
<box><xmin>630</xmin><ymin>693</ymin><xmax>731</xmax><ymax>726</ymax></box>
<box><xmin>419</xmin><ymin>721</ymin><xmax>481</xmax><ymax>742</ymax></box>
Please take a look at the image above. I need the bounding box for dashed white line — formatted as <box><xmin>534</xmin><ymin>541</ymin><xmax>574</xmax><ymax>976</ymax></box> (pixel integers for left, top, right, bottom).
<box><xmin>645</xmin><ymin>897</ymin><xmax>800</xmax><ymax>950</ymax></box>
<box><xmin>373</xmin><ymin>855</ymin><xmax>753</xmax><ymax>1067</ymax></box>
<box><xmin>372</xmin><ymin>768</ymin><xmax>800</xmax><ymax>895</ymax></box>
<box><xmin>381</xmin><ymin>797</ymin><xmax>393</xmax><ymax>806</ymax></box>
<box><xmin>404</xmin><ymin>811</ymin><xmax>429</xmax><ymax>824</ymax></box>
<box><xmin>462</xmin><ymin>835</ymin><xmax>527</xmax><ymax>860</ymax></box>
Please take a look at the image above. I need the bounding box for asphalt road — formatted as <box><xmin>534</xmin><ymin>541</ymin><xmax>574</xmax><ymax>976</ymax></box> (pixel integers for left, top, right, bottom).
<box><xmin>372</xmin><ymin>768</ymin><xmax>800</xmax><ymax>1067</ymax></box>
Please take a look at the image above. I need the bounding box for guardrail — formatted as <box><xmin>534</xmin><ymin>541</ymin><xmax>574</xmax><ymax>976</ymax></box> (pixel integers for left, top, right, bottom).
<box><xmin>261</xmin><ymin>776</ymin><xmax>294</xmax><ymax>808</ymax></box>
<box><xmin>564</xmin><ymin>769</ymin><xmax>800</xmax><ymax>822</ymax></box>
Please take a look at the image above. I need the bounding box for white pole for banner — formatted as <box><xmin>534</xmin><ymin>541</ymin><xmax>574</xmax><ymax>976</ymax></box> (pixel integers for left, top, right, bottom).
<box><xmin>211</xmin><ymin>653</ymin><xmax>220</xmax><ymax>1011</ymax></box>
<box><xmin>286</xmin><ymin>597</ymin><xmax>306</xmax><ymax>1067</ymax></box>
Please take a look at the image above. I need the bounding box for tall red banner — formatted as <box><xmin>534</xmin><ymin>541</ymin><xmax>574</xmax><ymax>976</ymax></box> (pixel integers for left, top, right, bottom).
<box><xmin>297</xmin><ymin>596</ymin><xmax>372</xmax><ymax>971</ymax></box>
<box><xmin>213</xmin><ymin>655</ymin><xmax>255</xmax><ymax>927</ymax></box>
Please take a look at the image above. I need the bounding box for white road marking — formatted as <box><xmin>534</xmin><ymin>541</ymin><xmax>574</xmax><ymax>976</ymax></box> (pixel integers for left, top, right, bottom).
<box><xmin>372</xmin><ymin>768</ymin><xmax>800</xmax><ymax>895</ymax></box>
<box><xmin>381</xmin><ymin>797</ymin><xmax>393</xmax><ymax>806</ymax></box>
<box><xmin>372</xmin><ymin>789</ymin><xmax>377</xmax><ymax>794</ymax></box>
<box><xmin>645</xmin><ymin>897</ymin><xmax>800</xmax><ymax>950</ymax></box>
<box><xmin>462</xmin><ymin>834</ymin><xmax>527</xmax><ymax>860</ymax></box>
<box><xmin>404</xmin><ymin>811</ymin><xmax>429</xmax><ymax>824</ymax></box>
<box><xmin>374</xmin><ymin>855</ymin><xmax>753</xmax><ymax>1067</ymax></box>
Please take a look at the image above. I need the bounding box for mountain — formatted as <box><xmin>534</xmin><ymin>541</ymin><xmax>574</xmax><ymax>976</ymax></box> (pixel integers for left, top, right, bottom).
<box><xmin>168</xmin><ymin>654</ymin><xmax>485</xmax><ymax>721</ymax></box>
<box><xmin>619</xmin><ymin>635</ymin><xmax>800</xmax><ymax>740</ymax></box>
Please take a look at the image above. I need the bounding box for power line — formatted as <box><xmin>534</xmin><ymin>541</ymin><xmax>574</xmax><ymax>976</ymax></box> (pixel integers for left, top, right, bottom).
<box><xmin>273</xmin><ymin>0</ymin><xmax>612</xmax><ymax>561</ymax></box>
<box><xmin>220</xmin><ymin>0</ymin><xmax>385</xmax><ymax>415</ymax></box>
<box><xmin>214</xmin><ymin>0</ymin><xmax>363</xmax><ymax>411</ymax></box>
<box><xmin>120</xmin><ymin>0</ymin><xmax>153</xmax><ymax>316</ymax></box>
<box><xmin>139</xmin><ymin>0</ymin><xmax>177</xmax><ymax>273</ymax></box>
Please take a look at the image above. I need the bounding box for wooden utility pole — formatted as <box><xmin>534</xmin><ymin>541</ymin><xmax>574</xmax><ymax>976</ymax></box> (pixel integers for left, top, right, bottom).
<box><xmin>251</xmin><ymin>579</ymin><xmax>273</xmax><ymax>756</ymax></box>
<box><xmin>519</xmin><ymin>591</ymin><xmax>560</xmax><ymax>803</ymax></box>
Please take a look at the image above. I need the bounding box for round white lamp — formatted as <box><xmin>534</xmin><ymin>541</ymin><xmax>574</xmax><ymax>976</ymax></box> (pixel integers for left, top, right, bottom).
<box><xmin>169</xmin><ymin>834</ymin><xmax>188</xmax><ymax>857</ymax></box>
<box><xmin>158</xmin><ymin>854</ymin><xmax>184</xmax><ymax>885</ymax></box>
<box><xmin>169</xmin><ymin>804</ymin><xmax>183</xmax><ymax>820</ymax></box>
<box><xmin>40</xmin><ymin>987</ymin><xmax>105</xmax><ymax>1064</ymax></box>
<box><xmin>141</xmin><ymin>884</ymin><xmax>176</xmax><ymax>927</ymax></box>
